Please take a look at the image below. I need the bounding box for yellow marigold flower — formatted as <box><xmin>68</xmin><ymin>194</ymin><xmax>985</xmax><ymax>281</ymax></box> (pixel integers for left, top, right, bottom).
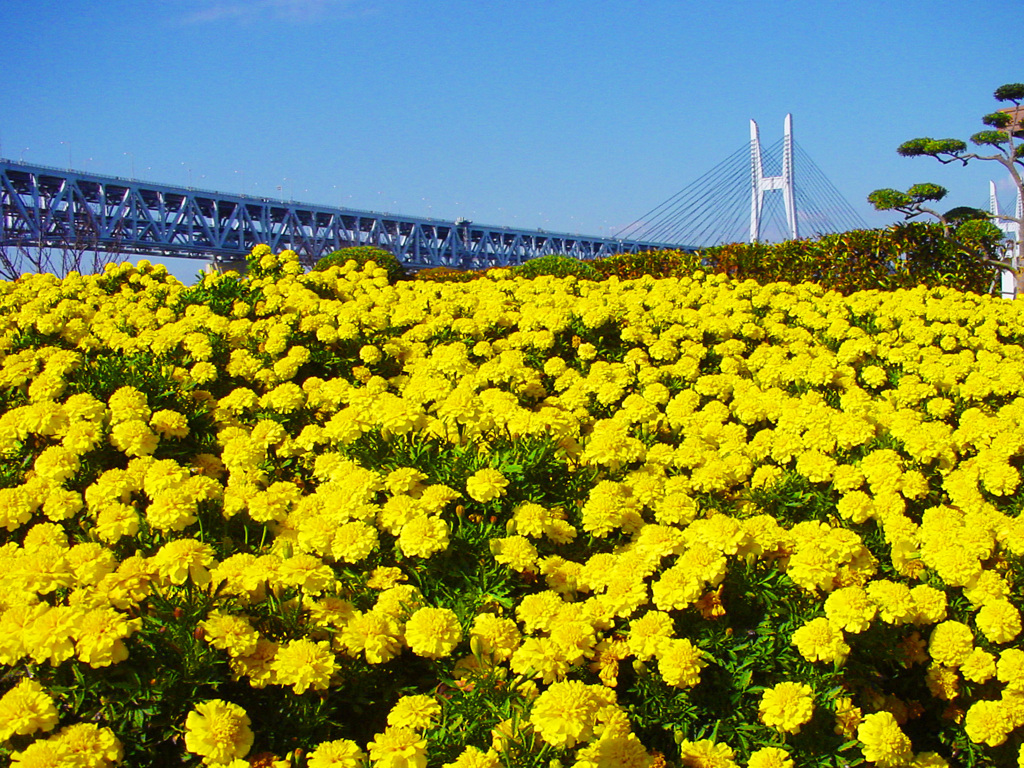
<box><xmin>384</xmin><ymin>467</ymin><xmax>428</xmax><ymax>496</ymax></box>
<box><xmin>465</xmin><ymin>468</ymin><xmax>509</xmax><ymax>503</ymax></box>
<box><xmin>759</xmin><ymin>681</ymin><xmax>815</xmax><ymax>734</ymax></box>
<box><xmin>150</xmin><ymin>539</ymin><xmax>215</xmax><ymax>586</ymax></box>
<box><xmin>470</xmin><ymin>613</ymin><xmax>521</xmax><ymax>662</ymax></box>
<box><xmin>833</xmin><ymin>695</ymin><xmax>862</xmax><ymax>738</ymax></box>
<box><xmin>997</xmin><ymin>648</ymin><xmax>1024</xmax><ymax>690</ymax></box>
<box><xmin>109</xmin><ymin>419</ymin><xmax>159</xmax><ymax>456</ymax></box>
<box><xmin>108</xmin><ymin>385</ymin><xmax>151</xmax><ymax>423</ymax></box>
<box><xmin>66</xmin><ymin>542</ymin><xmax>117</xmax><ymax>586</ymax></box>
<box><xmin>373</xmin><ymin>585</ymin><xmax>424</xmax><ymax>621</ymax></box>
<box><xmin>658</xmin><ymin>637</ymin><xmax>706</xmax><ymax>688</ymax></box>
<box><xmin>367</xmin><ymin>725</ymin><xmax>427</xmax><ymax>768</ymax></box>
<box><xmin>43</xmin><ymin>487</ymin><xmax>85</xmax><ymax>522</ymax></box>
<box><xmin>975</xmin><ymin>598</ymin><xmax>1022</xmax><ymax>644</ymax></box>
<box><xmin>528</xmin><ymin>679</ymin><xmax>610</xmax><ymax>749</ymax></box>
<box><xmin>490</xmin><ymin>535</ymin><xmax>539</xmax><ymax>573</ymax></box>
<box><xmin>276</xmin><ymin>553</ymin><xmax>335</xmax><ymax>595</ymax></box>
<box><xmin>147</xmin><ymin>408</ymin><xmax>188</xmax><ymax>439</ymax></box>
<box><xmin>387</xmin><ymin>695</ymin><xmax>441</xmax><ymax>731</ymax></box>
<box><xmin>964</xmin><ymin>699</ymin><xmax>1012</xmax><ymax>747</ymax></box>
<box><xmin>229</xmin><ymin>638</ymin><xmax>279</xmax><ymax>689</ymax></box>
<box><xmin>651</xmin><ymin>563</ymin><xmax>703</xmax><ymax>612</ymax></box>
<box><xmin>549</xmin><ymin>616</ymin><xmax>598</xmax><ymax>666</ymax></box>
<box><xmin>926</xmin><ymin>662</ymin><xmax>958</xmax><ymax>701</ymax></box>
<box><xmin>574</xmin><ymin>732</ymin><xmax>651</xmax><ymax>768</ymax></box>
<box><xmin>184</xmin><ymin>699</ymin><xmax>254</xmax><ymax>766</ymax></box>
<box><xmin>796</xmin><ymin>449</ymin><xmax>837</xmax><ymax>483</ymax></box>
<box><xmin>909</xmin><ymin>585</ymin><xmax>947</xmax><ymax>626</ymax></box>
<box><xmin>538</xmin><ymin>555</ymin><xmax>581</xmax><ymax>594</ymax></box>
<box><xmin>405</xmin><ymin>606</ymin><xmax>462</xmax><ymax>659</ymax></box>
<box><xmin>272</xmin><ymin>638</ymin><xmax>336</xmax><ymax>694</ymax></box>
<box><xmin>857</xmin><ymin>711</ymin><xmax>913</xmax><ymax>768</ymax></box>
<box><xmin>330</xmin><ymin>520</ymin><xmax>379</xmax><ymax>563</ymax></box>
<box><xmin>677</xmin><ymin>738</ymin><xmax>737</xmax><ymax>768</ymax></box>
<box><xmin>747</xmin><ymin>746</ymin><xmax>794</xmax><ymax>768</ymax></box>
<box><xmin>200</xmin><ymin>611</ymin><xmax>260</xmax><ymax>658</ymax></box>
<box><xmin>510</xmin><ymin>635</ymin><xmax>571</xmax><ymax>684</ymax></box>
<box><xmin>865</xmin><ymin>580</ymin><xmax>916</xmax><ymax>625</ymax></box>
<box><xmin>367</xmin><ymin>566</ymin><xmax>406</xmax><ymax>591</ymax></box>
<box><xmin>960</xmin><ymin>648</ymin><xmax>997</xmax><ymax>684</ymax></box>
<box><xmin>627</xmin><ymin>610</ymin><xmax>675</xmax><ymax>661</ymax></box>
<box><xmin>76</xmin><ymin>606</ymin><xmax>141</xmax><ymax>668</ymax></box>
<box><xmin>791</xmin><ymin>617</ymin><xmax>849</xmax><ymax>665</ymax></box>
<box><xmin>307</xmin><ymin>738</ymin><xmax>367</xmax><ymax>768</ymax></box>
<box><xmin>910</xmin><ymin>753</ymin><xmax>949</xmax><ymax>768</ymax></box>
<box><xmin>55</xmin><ymin>722</ymin><xmax>123</xmax><ymax>767</ymax></box>
<box><xmin>25</xmin><ymin>604</ymin><xmax>79</xmax><ymax>666</ymax></box>
<box><xmin>95</xmin><ymin>554</ymin><xmax>151</xmax><ymax>610</ymax></box>
<box><xmin>33</xmin><ymin>445</ymin><xmax>80</xmax><ymax>484</ymax></box>
<box><xmin>398</xmin><ymin>516</ymin><xmax>450</xmax><ymax>559</ymax></box>
<box><xmin>259</xmin><ymin>381</ymin><xmax>306</xmax><ymax>413</ymax></box>
<box><xmin>825</xmin><ymin>586</ymin><xmax>877</xmax><ymax>634</ymax></box>
<box><xmin>836</xmin><ymin>490</ymin><xmax>875</xmax><ymax>524</ymax></box>
<box><xmin>928</xmin><ymin>621</ymin><xmax>974</xmax><ymax>668</ymax></box>
<box><xmin>93</xmin><ymin>502</ymin><xmax>140</xmax><ymax>544</ymax></box>
<box><xmin>0</xmin><ymin>678</ymin><xmax>59</xmax><ymax>740</ymax></box>
<box><xmin>340</xmin><ymin>611</ymin><xmax>403</xmax><ymax>664</ymax></box>
<box><xmin>442</xmin><ymin>745</ymin><xmax>499</xmax><ymax>768</ymax></box>
<box><xmin>10</xmin><ymin>739</ymin><xmax>66</xmax><ymax>767</ymax></box>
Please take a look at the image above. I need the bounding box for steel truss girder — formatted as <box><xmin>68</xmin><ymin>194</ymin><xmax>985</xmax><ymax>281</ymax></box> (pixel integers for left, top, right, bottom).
<box><xmin>1</xmin><ymin>160</ymin><xmax>685</xmax><ymax>269</ymax></box>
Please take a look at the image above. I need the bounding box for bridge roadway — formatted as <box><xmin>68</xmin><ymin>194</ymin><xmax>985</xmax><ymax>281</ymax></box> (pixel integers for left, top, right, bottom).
<box><xmin>0</xmin><ymin>159</ymin><xmax>689</xmax><ymax>271</ymax></box>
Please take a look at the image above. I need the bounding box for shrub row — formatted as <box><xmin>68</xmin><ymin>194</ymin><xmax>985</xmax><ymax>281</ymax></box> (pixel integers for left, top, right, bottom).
<box><xmin>313</xmin><ymin>223</ymin><xmax>1007</xmax><ymax>296</ymax></box>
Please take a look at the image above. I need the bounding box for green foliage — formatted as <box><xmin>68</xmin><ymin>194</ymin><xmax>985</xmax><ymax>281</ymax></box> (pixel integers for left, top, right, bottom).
<box><xmin>174</xmin><ymin>270</ymin><xmax>265</xmax><ymax>318</ymax></box>
<box><xmin>896</xmin><ymin>137</ymin><xmax>968</xmax><ymax>159</ymax></box>
<box><xmin>413</xmin><ymin>266</ymin><xmax>483</xmax><ymax>283</ymax></box>
<box><xmin>591</xmin><ymin>249</ymin><xmax>703</xmax><ymax>280</ymax></box>
<box><xmin>994</xmin><ymin>82</ymin><xmax>1024</xmax><ymax>102</ymax></box>
<box><xmin>313</xmin><ymin>245</ymin><xmax>407</xmax><ymax>283</ymax></box>
<box><xmin>510</xmin><ymin>255</ymin><xmax>602</xmax><ymax>281</ymax></box>
<box><xmin>971</xmin><ymin>130</ymin><xmax>1010</xmax><ymax>148</ymax></box>
<box><xmin>955</xmin><ymin>217</ymin><xmax>1004</xmax><ymax>245</ymax></box>
<box><xmin>696</xmin><ymin>222</ymin><xmax>998</xmax><ymax>294</ymax></box>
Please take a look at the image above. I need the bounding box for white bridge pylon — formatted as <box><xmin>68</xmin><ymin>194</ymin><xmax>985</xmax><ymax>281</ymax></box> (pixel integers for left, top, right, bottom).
<box><xmin>990</xmin><ymin>180</ymin><xmax>1023</xmax><ymax>299</ymax></box>
<box><xmin>750</xmin><ymin>113</ymin><xmax>798</xmax><ymax>243</ymax></box>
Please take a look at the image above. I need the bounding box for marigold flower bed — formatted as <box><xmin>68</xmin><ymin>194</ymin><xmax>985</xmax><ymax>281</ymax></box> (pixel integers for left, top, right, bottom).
<box><xmin>0</xmin><ymin>246</ymin><xmax>1022</xmax><ymax>767</ymax></box>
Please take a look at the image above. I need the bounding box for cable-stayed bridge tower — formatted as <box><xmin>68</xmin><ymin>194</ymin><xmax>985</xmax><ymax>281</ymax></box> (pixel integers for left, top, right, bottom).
<box><xmin>616</xmin><ymin>115</ymin><xmax>865</xmax><ymax>246</ymax></box>
<box><xmin>750</xmin><ymin>114</ymin><xmax>797</xmax><ymax>242</ymax></box>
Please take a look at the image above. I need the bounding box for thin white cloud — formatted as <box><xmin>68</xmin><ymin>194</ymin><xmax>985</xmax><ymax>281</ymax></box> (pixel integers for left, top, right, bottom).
<box><xmin>175</xmin><ymin>0</ymin><xmax>372</xmax><ymax>25</ymax></box>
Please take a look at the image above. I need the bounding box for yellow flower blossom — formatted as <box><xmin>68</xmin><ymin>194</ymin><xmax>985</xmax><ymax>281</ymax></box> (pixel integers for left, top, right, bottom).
<box><xmin>184</xmin><ymin>699</ymin><xmax>254</xmax><ymax>766</ymax></box>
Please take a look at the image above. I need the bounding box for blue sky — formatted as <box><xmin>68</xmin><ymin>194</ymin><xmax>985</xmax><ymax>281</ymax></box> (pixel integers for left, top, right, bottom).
<box><xmin>1</xmin><ymin>0</ymin><xmax>1021</xmax><ymax>279</ymax></box>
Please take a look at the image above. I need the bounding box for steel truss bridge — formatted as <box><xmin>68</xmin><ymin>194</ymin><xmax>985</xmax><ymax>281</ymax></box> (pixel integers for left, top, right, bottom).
<box><xmin>0</xmin><ymin>159</ymin><xmax>685</xmax><ymax>271</ymax></box>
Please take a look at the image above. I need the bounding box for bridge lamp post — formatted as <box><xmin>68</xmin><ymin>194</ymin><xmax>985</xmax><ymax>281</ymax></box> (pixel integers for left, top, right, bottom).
<box><xmin>124</xmin><ymin>152</ymin><xmax>134</xmax><ymax>179</ymax></box>
<box><xmin>234</xmin><ymin>170</ymin><xmax>245</xmax><ymax>193</ymax></box>
<box><xmin>181</xmin><ymin>162</ymin><xmax>192</xmax><ymax>187</ymax></box>
<box><xmin>60</xmin><ymin>141</ymin><xmax>72</xmax><ymax>169</ymax></box>
<box><xmin>20</xmin><ymin>147</ymin><xmax>29</xmax><ymax>162</ymax></box>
